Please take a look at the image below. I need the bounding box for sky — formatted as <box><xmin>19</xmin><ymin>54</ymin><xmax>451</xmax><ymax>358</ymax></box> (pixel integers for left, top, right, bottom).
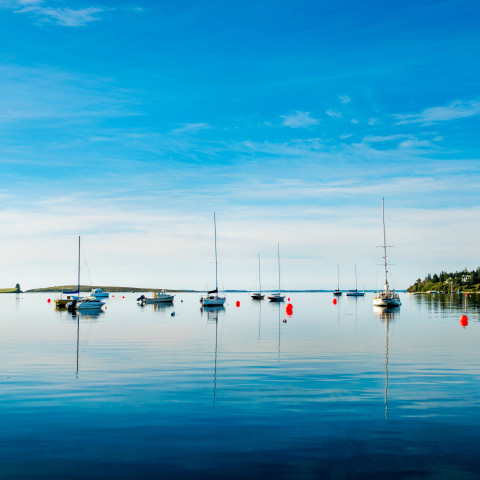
<box><xmin>0</xmin><ymin>0</ymin><xmax>479</xmax><ymax>291</ymax></box>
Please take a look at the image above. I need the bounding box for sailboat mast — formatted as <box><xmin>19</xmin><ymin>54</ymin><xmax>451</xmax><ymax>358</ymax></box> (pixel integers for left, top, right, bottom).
<box><xmin>214</xmin><ymin>212</ymin><xmax>218</xmax><ymax>293</ymax></box>
<box><xmin>77</xmin><ymin>236</ymin><xmax>81</xmax><ymax>294</ymax></box>
<box><xmin>354</xmin><ymin>264</ymin><xmax>358</xmax><ymax>291</ymax></box>
<box><xmin>382</xmin><ymin>197</ymin><xmax>389</xmax><ymax>292</ymax></box>
<box><xmin>277</xmin><ymin>243</ymin><xmax>281</xmax><ymax>294</ymax></box>
<box><xmin>258</xmin><ymin>253</ymin><xmax>262</xmax><ymax>293</ymax></box>
<box><xmin>337</xmin><ymin>264</ymin><xmax>340</xmax><ymax>290</ymax></box>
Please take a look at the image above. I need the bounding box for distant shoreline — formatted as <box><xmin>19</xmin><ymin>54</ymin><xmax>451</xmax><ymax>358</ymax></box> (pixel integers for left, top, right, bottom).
<box><xmin>7</xmin><ymin>286</ymin><xmax>410</xmax><ymax>294</ymax></box>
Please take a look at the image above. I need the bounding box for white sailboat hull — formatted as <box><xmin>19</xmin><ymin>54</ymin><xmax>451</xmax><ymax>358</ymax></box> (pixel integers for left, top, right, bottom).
<box><xmin>77</xmin><ymin>301</ymin><xmax>105</xmax><ymax>310</ymax></box>
<box><xmin>373</xmin><ymin>296</ymin><xmax>401</xmax><ymax>307</ymax></box>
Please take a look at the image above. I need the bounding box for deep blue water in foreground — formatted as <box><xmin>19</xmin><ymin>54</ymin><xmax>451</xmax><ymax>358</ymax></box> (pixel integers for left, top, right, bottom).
<box><xmin>1</xmin><ymin>292</ymin><xmax>480</xmax><ymax>479</ymax></box>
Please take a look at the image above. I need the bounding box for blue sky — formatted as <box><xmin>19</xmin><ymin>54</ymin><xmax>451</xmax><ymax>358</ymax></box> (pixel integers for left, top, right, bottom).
<box><xmin>0</xmin><ymin>0</ymin><xmax>479</xmax><ymax>290</ymax></box>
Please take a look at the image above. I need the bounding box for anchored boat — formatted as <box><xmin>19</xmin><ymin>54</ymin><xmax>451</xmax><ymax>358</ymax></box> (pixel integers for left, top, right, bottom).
<box><xmin>373</xmin><ymin>198</ymin><xmax>401</xmax><ymax>308</ymax></box>
<box><xmin>201</xmin><ymin>213</ymin><xmax>226</xmax><ymax>307</ymax></box>
<box><xmin>268</xmin><ymin>244</ymin><xmax>285</xmax><ymax>302</ymax></box>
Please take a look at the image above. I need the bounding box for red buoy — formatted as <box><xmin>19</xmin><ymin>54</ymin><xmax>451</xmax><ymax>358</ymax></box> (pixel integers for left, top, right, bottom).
<box><xmin>122</xmin><ymin>296</ymin><xmax>125</xmax><ymax>299</ymax></box>
<box><xmin>460</xmin><ymin>315</ymin><xmax>468</xmax><ymax>327</ymax></box>
<box><xmin>287</xmin><ymin>298</ymin><xmax>290</xmax><ymax>302</ymax></box>
<box><xmin>333</xmin><ymin>298</ymin><xmax>337</xmax><ymax>305</ymax></box>
<box><xmin>286</xmin><ymin>304</ymin><xmax>293</xmax><ymax>315</ymax></box>
<box><xmin>236</xmin><ymin>301</ymin><xmax>240</xmax><ymax>307</ymax></box>
<box><xmin>47</xmin><ymin>298</ymin><xmax>51</xmax><ymax>303</ymax></box>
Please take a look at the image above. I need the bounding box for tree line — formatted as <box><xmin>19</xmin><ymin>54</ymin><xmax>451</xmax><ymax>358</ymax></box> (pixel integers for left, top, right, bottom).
<box><xmin>408</xmin><ymin>268</ymin><xmax>480</xmax><ymax>292</ymax></box>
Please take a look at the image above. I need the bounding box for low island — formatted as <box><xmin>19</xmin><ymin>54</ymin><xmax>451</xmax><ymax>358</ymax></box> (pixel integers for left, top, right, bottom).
<box><xmin>0</xmin><ymin>283</ymin><xmax>22</xmax><ymax>293</ymax></box>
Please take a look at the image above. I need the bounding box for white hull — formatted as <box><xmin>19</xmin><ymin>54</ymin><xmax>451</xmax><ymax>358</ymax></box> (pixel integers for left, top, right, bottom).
<box><xmin>68</xmin><ymin>296</ymin><xmax>105</xmax><ymax>310</ymax></box>
<box><xmin>201</xmin><ymin>296</ymin><xmax>226</xmax><ymax>306</ymax></box>
<box><xmin>373</xmin><ymin>296</ymin><xmax>401</xmax><ymax>307</ymax></box>
<box><xmin>77</xmin><ymin>301</ymin><xmax>105</xmax><ymax>310</ymax></box>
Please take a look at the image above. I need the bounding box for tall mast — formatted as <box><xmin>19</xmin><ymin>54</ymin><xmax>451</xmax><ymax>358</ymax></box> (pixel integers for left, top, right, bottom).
<box><xmin>77</xmin><ymin>236</ymin><xmax>81</xmax><ymax>294</ymax></box>
<box><xmin>337</xmin><ymin>264</ymin><xmax>340</xmax><ymax>290</ymax></box>
<box><xmin>277</xmin><ymin>243</ymin><xmax>281</xmax><ymax>294</ymax></box>
<box><xmin>214</xmin><ymin>212</ymin><xmax>218</xmax><ymax>293</ymax></box>
<box><xmin>258</xmin><ymin>253</ymin><xmax>262</xmax><ymax>293</ymax></box>
<box><xmin>382</xmin><ymin>197</ymin><xmax>389</xmax><ymax>292</ymax></box>
<box><xmin>354</xmin><ymin>264</ymin><xmax>357</xmax><ymax>291</ymax></box>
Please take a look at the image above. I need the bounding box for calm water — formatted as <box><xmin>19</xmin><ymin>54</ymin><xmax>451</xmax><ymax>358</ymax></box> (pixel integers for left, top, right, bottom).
<box><xmin>1</xmin><ymin>292</ymin><xmax>480</xmax><ymax>479</ymax></box>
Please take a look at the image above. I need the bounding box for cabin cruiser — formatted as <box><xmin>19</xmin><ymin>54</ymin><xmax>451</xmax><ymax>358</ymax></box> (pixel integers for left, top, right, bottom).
<box><xmin>137</xmin><ymin>291</ymin><xmax>175</xmax><ymax>305</ymax></box>
<box><xmin>91</xmin><ymin>288</ymin><xmax>109</xmax><ymax>298</ymax></box>
<box><xmin>67</xmin><ymin>296</ymin><xmax>105</xmax><ymax>311</ymax></box>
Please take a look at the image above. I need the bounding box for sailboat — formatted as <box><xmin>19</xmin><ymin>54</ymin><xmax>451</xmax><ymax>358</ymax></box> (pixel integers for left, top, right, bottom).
<box><xmin>65</xmin><ymin>237</ymin><xmax>105</xmax><ymax>311</ymax></box>
<box><xmin>251</xmin><ymin>253</ymin><xmax>265</xmax><ymax>300</ymax></box>
<box><xmin>346</xmin><ymin>264</ymin><xmax>365</xmax><ymax>296</ymax></box>
<box><xmin>268</xmin><ymin>244</ymin><xmax>285</xmax><ymax>302</ymax></box>
<box><xmin>373</xmin><ymin>198</ymin><xmax>401</xmax><ymax>307</ymax></box>
<box><xmin>201</xmin><ymin>213</ymin><xmax>226</xmax><ymax>307</ymax></box>
<box><xmin>55</xmin><ymin>236</ymin><xmax>82</xmax><ymax>308</ymax></box>
<box><xmin>333</xmin><ymin>264</ymin><xmax>342</xmax><ymax>296</ymax></box>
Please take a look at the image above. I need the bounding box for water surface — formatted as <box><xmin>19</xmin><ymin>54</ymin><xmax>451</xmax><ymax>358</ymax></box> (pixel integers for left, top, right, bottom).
<box><xmin>0</xmin><ymin>292</ymin><xmax>479</xmax><ymax>479</ymax></box>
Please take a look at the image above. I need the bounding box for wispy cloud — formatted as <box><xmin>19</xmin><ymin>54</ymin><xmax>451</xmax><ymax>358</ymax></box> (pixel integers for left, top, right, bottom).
<box><xmin>363</xmin><ymin>134</ymin><xmax>414</xmax><ymax>143</ymax></box>
<box><xmin>171</xmin><ymin>123</ymin><xmax>212</xmax><ymax>134</ymax></box>
<box><xmin>398</xmin><ymin>139</ymin><xmax>435</xmax><ymax>149</ymax></box>
<box><xmin>326</xmin><ymin>109</ymin><xmax>342</xmax><ymax>118</ymax></box>
<box><xmin>394</xmin><ymin>99</ymin><xmax>480</xmax><ymax>125</ymax></box>
<box><xmin>1</xmin><ymin>1</ymin><xmax>109</xmax><ymax>26</ymax></box>
<box><xmin>338</xmin><ymin>95</ymin><xmax>351</xmax><ymax>104</ymax></box>
<box><xmin>281</xmin><ymin>111</ymin><xmax>319</xmax><ymax>128</ymax></box>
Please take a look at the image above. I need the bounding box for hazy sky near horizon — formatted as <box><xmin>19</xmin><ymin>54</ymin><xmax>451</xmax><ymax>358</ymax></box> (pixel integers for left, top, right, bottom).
<box><xmin>0</xmin><ymin>0</ymin><xmax>479</xmax><ymax>291</ymax></box>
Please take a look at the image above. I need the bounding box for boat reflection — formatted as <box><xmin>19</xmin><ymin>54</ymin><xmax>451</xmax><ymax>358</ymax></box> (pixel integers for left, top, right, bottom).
<box><xmin>373</xmin><ymin>306</ymin><xmax>399</xmax><ymax>420</ymax></box>
<box><xmin>61</xmin><ymin>310</ymin><xmax>103</xmax><ymax>377</ymax></box>
<box><xmin>201</xmin><ymin>306</ymin><xmax>225</xmax><ymax>403</ymax></box>
<box><xmin>152</xmin><ymin>303</ymin><xmax>175</xmax><ymax>313</ymax></box>
<box><xmin>373</xmin><ymin>305</ymin><xmax>399</xmax><ymax>321</ymax></box>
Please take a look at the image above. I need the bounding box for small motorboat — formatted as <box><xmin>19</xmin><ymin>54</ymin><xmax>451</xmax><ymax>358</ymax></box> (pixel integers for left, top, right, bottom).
<box><xmin>137</xmin><ymin>291</ymin><xmax>174</xmax><ymax>305</ymax></box>
<box><xmin>91</xmin><ymin>288</ymin><xmax>109</xmax><ymax>298</ymax></box>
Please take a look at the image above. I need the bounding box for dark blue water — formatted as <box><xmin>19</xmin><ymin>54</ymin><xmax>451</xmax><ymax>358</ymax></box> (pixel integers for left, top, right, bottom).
<box><xmin>0</xmin><ymin>292</ymin><xmax>479</xmax><ymax>479</ymax></box>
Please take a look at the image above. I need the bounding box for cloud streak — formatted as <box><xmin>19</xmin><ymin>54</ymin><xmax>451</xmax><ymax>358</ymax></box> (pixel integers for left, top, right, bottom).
<box><xmin>394</xmin><ymin>99</ymin><xmax>480</xmax><ymax>125</ymax></box>
<box><xmin>1</xmin><ymin>1</ymin><xmax>108</xmax><ymax>26</ymax></box>
<box><xmin>281</xmin><ymin>111</ymin><xmax>319</xmax><ymax>128</ymax></box>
